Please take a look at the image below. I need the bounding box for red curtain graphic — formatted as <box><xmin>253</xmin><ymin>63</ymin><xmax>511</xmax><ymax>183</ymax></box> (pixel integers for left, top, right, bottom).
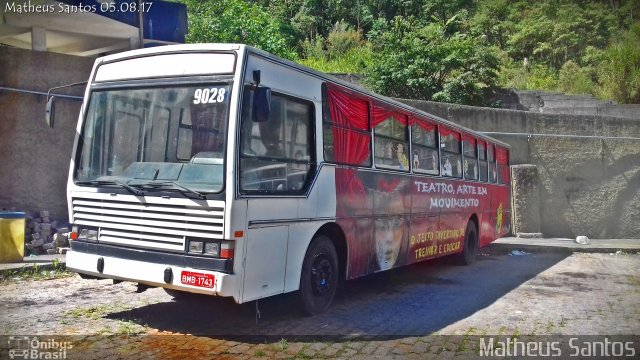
<box><xmin>326</xmin><ymin>84</ymin><xmax>371</xmax><ymax>216</ymax></box>
<box><xmin>409</xmin><ymin>115</ymin><xmax>436</xmax><ymax>132</ymax></box>
<box><xmin>439</xmin><ymin>126</ymin><xmax>460</xmax><ymax>140</ymax></box>
<box><xmin>326</xmin><ymin>84</ymin><xmax>370</xmax><ymax>166</ymax></box>
<box><xmin>460</xmin><ymin>132</ymin><xmax>476</xmax><ymax>145</ymax></box>
<box><xmin>371</xmin><ymin>104</ymin><xmax>407</xmax><ymax>128</ymax></box>
<box><xmin>326</xmin><ymin>84</ymin><xmax>369</xmax><ymax>131</ymax></box>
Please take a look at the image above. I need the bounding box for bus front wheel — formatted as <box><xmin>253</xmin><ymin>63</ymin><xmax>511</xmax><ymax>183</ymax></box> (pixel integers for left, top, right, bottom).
<box><xmin>299</xmin><ymin>235</ymin><xmax>338</xmax><ymax>316</ymax></box>
<box><xmin>457</xmin><ymin>221</ymin><xmax>478</xmax><ymax>265</ymax></box>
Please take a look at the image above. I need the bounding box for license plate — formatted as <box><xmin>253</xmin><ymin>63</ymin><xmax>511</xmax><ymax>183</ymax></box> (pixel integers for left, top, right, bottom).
<box><xmin>180</xmin><ymin>271</ymin><xmax>215</xmax><ymax>288</ymax></box>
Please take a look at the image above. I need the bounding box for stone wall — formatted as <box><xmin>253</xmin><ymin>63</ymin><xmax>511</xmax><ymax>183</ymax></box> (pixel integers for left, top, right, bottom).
<box><xmin>510</xmin><ymin>165</ymin><xmax>541</xmax><ymax>237</ymax></box>
<box><xmin>513</xmin><ymin>90</ymin><xmax>640</xmax><ymax>120</ymax></box>
<box><xmin>0</xmin><ymin>47</ymin><xmax>94</xmax><ymax>220</ymax></box>
<box><xmin>399</xmin><ymin>99</ymin><xmax>640</xmax><ymax>239</ymax></box>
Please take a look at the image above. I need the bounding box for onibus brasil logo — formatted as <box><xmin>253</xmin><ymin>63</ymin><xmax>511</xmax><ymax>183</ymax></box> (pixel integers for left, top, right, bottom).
<box><xmin>8</xmin><ymin>336</ymin><xmax>72</xmax><ymax>359</ymax></box>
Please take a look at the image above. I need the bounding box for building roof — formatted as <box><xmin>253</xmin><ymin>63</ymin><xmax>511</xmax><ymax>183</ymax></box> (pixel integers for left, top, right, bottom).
<box><xmin>0</xmin><ymin>0</ymin><xmax>187</xmax><ymax>57</ymax></box>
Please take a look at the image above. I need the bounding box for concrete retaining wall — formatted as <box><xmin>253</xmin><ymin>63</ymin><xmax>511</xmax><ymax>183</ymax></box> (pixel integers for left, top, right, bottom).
<box><xmin>513</xmin><ymin>90</ymin><xmax>640</xmax><ymax>120</ymax></box>
<box><xmin>510</xmin><ymin>165</ymin><xmax>541</xmax><ymax>236</ymax></box>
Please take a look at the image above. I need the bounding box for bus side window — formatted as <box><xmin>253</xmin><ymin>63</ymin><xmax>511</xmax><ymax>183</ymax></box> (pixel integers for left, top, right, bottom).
<box><xmin>440</xmin><ymin>127</ymin><xmax>461</xmax><ymax>178</ymax></box>
<box><xmin>478</xmin><ymin>140</ymin><xmax>488</xmax><ymax>182</ymax></box>
<box><xmin>488</xmin><ymin>144</ymin><xmax>497</xmax><ymax>183</ymax></box>
<box><xmin>410</xmin><ymin>117</ymin><xmax>439</xmax><ymax>175</ymax></box>
<box><xmin>322</xmin><ymin>83</ymin><xmax>372</xmax><ymax>167</ymax></box>
<box><xmin>462</xmin><ymin>134</ymin><xmax>478</xmax><ymax>180</ymax></box>
<box><xmin>239</xmin><ymin>87</ymin><xmax>315</xmax><ymax>194</ymax></box>
<box><xmin>373</xmin><ymin>106</ymin><xmax>409</xmax><ymax>171</ymax></box>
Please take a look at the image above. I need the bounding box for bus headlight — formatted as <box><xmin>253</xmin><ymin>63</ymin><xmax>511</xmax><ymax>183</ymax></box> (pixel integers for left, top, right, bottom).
<box><xmin>72</xmin><ymin>227</ymin><xmax>98</xmax><ymax>242</ymax></box>
<box><xmin>204</xmin><ymin>242</ymin><xmax>219</xmax><ymax>256</ymax></box>
<box><xmin>186</xmin><ymin>238</ymin><xmax>234</xmax><ymax>258</ymax></box>
<box><xmin>188</xmin><ymin>240</ymin><xmax>203</xmax><ymax>254</ymax></box>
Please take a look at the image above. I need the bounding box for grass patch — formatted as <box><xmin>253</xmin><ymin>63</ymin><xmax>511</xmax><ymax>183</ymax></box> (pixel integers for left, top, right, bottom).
<box><xmin>545</xmin><ymin>321</ymin><xmax>555</xmax><ymax>332</ymax></box>
<box><xmin>497</xmin><ymin>326</ymin><xmax>507</xmax><ymax>336</ymax></box>
<box><xmin>116</xmin><ymin>320</ymin><xmax>146</xmax><ymax>335</ymax></box>
<box><xmin>60</xmin><ymin>302</ymin><xmax>132</xmax><ymax>325</ymax></box>
<box><xmin>267</xmin><ymin>338</ymin><xmax>289</xmax><ymax>353</ymax></box>
<box><xmin>0</xmin><ymin>259</ymin><xmax>73</xmax><ymax>282</ymax></box>
<box><xmin>63</xmin><ymin>304</ymin><xmax>115</xmax><ymax>320</ymax></box>
<box><xmin>278</xmin><ymin>338</ymin><xmax>288</xmax><ymax>351</ymax></box>
<box><xmin>558</xmin><ymin>316</ymin><xmax>569</xmax><ymax>327</ymax></box>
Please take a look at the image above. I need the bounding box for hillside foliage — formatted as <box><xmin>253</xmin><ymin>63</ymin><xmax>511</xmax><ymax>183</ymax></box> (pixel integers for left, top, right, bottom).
<box><xmin>180</xmin><ymin>0</ymin><xmax>640</xmax><ymax>105</ymax></box>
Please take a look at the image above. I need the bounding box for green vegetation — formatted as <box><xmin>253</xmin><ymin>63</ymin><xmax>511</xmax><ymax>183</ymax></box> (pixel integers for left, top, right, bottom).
<box><xmin>179</xmin><ymin>0</ymin><xmax>640</xmax><ymax>105</ymax></box>
<box><xmin>63</xmin><ymin>304</ymin><xmax>117</xmax><ymax>321</ymax></box>
<box><xmin>364</xmin><ymin>15</ymin><xmax>500</xmax><ymax>105</ymax></box>
<box><xmin>179</xmin><ymin>0</ymin><xmax>297</xmax><ymax>59</ymax></box>
<box><xmin>60</xmin><ymin>303</ymin><xmax>148</xmax><ymax>335</ymax></box>
<box><xmin>0</xmin><ymin>259</ymin><xmax>72</xmax><ymax>282</ymax></box>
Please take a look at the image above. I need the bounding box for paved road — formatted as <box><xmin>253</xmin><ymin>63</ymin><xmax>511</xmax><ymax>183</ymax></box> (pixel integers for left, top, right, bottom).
<box><xmin>1</xmin><ymin>246</ymin><xmax>639</xmax><ymax>359</ymax></box>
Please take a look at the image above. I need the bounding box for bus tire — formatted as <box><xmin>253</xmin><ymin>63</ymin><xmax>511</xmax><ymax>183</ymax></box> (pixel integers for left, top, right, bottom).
<box><xmin>299</xmin><ymin>235</ymin><xmax>338</xmax><ymax>316</ymax></box>
<box><xmin>457</xmin><ymin>221</ymin><xmax>478</xmax><ymax>265</ymax></box>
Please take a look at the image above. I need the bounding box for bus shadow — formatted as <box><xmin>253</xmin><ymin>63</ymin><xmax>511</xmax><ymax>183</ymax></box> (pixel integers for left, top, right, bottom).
<box><xmin>107</xmin><ymin>245</ymin><xmax>569</xmax><ymax>342</ymax></box>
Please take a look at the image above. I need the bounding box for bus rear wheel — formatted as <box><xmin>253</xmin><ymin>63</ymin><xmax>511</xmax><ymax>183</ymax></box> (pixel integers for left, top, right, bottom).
<box><xmin>457</xmin><ymin>221</ymin><xmax>478</xmax><ymax>265</ymax></box>
<box><xmin>299</xmin><ymin>235</ymin><xmax>338</xmax><ymax>316</ymax></box>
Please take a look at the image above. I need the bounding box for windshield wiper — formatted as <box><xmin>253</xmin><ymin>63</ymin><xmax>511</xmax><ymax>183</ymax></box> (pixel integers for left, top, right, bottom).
<box><xmin>76</xmin><ymin>179</ymin><xmax>145</xmax><ymax>196</ymax></box>
<box><xmin>131</xmin><ymin>181</ymin><xmax>206</xmax><ymax>200</ymax></box>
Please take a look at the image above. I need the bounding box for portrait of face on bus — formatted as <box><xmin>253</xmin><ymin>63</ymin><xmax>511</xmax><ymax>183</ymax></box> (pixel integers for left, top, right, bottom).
<box><xmin>371</xmin><ymin>178</ymin><xmax>409</xmax><ymax>271</ymax></box>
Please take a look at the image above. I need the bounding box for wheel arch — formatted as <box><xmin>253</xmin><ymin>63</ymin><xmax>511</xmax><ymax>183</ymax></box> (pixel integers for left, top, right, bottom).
<box><xmin>315</xmin><ymin>222</ymin><xmax>348</xmax><ymax>282</ymax></box>
<box><xmin>284</xmin><ymin>221</ymin><xmax>348</xmax><ymax>294</ymax></box>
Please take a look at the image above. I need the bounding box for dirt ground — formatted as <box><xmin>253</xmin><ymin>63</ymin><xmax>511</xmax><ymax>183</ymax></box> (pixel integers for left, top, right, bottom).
<box><xmin>1</xmin><ymin>248</ymin><xmax>639</xmax><ymax>359</ymax></box>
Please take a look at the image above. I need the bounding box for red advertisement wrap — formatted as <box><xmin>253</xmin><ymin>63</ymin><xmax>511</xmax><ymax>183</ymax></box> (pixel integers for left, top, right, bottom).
<box><xmin>336</xmin><ymin>170</ymin><xmax>510</xmax><ymax>279</ymax></box>
<box><xmin>327</xmin><ymin>84</ymin><xmax>511</xmax><ymax>280</ymax></box>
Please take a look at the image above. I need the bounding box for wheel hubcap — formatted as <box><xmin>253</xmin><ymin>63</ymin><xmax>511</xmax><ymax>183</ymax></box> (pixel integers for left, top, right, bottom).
<box><xmin>311</xmin><ymin>254</ymin><xmax>333</xmax><ymax>296</ymax></box>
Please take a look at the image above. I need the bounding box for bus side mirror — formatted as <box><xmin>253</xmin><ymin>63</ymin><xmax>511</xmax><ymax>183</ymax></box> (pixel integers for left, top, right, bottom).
<box><xmin>45</xmin><ymin>95</ymin><xmax>56</xmax><ymax>128</ymax></box>
<box><xmin>252</xmin><ymin>87</ymin><xmax>271</xmax><ymax>122</ymax></box>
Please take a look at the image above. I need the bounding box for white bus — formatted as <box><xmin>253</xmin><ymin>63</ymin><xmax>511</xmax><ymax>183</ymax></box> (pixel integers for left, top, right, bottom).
<box><xmin>65</xmin><ymin>44</ymin><xmax>511</xmax><ymax>315</ymax></box>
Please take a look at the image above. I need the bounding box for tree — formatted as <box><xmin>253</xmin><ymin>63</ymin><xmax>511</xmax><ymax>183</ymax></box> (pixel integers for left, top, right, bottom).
<box><xmin>505</xmin><ymin>0</ymin><xmax>618</xmax><ymax>69</ymax></box>
<box><xmin>364</xmin><ymin>15</ymin><xmax>500</xmax><ymax>105</ymax></box>
<box><xmin>180</xmin><ymin>0</ymin><xmax>297</xmax><ymax>59</ymax></box>
<box><xmin>558</xmin><ymin>61</ymin><xmax>595</xmax><ymax>96</ymax></box>
<box><xmin>597</xmin><ymin>25</ymin><xmax>640</xmax><ymax>103</ymax></box>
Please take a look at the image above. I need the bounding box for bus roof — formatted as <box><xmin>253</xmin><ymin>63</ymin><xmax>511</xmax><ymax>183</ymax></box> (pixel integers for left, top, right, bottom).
<box><xmin>95</xmin><ymin>43</ymin><xmax>510</xmax><ymax>148</ymax></box>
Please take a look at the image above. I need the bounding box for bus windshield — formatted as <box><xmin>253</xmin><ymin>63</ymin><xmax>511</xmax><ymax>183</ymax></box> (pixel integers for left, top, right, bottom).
<box><xmin>75</xmin><ymin>84</ymin><xmax>231</xmax><ymax>194</ymax></box>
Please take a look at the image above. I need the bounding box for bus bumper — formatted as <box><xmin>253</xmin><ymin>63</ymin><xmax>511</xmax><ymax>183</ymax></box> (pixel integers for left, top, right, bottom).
<box><xmin>66</xmin><ymin>249</ymin><xmax>237</xmax><ymax>298</ymax></box>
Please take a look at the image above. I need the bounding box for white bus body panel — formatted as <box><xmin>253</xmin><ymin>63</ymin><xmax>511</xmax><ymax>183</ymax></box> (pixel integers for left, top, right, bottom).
<box><xmin>65</xmin><ymin>44</ymin><xmax>343</xmax><ymax>305</ymax></box>
<box><xmin>242</xmin><ymin>226</ymin><xmax>288</xmax><ymax>301</ymax></box>
<box><xmin>94</xmin><ymin>53</ymin><xmax>236</xmax><ymax>82</ymax></box>
<box><xmin>237</xmin><ymin>53</ymin><xmax>336</xmax><ymax>302</ymax></box>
